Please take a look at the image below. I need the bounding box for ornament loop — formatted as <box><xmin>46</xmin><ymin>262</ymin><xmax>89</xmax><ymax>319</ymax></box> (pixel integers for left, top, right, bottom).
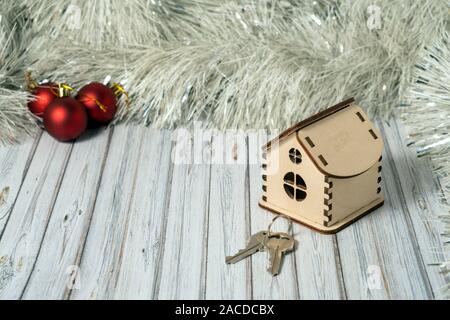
<box><xmin>111</xmin><ymin>82</ymin><xmax>131</xmax><ymax>108</ymax></box>
<box><xmin>58</xmin><ymin>83</ymin><xmax>75</xmax><ymax>98</ymax></box>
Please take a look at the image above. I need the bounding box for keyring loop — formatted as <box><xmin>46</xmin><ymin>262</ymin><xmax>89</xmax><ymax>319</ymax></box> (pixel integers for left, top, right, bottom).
<box><xmin>267</xmin><ymin>214</ymin><xmax>293</xmax><ymax>238</ymax></box>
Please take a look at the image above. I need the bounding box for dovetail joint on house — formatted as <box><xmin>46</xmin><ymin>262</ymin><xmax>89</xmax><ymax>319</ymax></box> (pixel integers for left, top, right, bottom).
<box><xmin>261</xmin><ymin>155</ymin><xmax>268</xmax><ymax>201</ymax></box>
<box><xmin>377</xmin><ymin>156</ymin><xmax>382</xmax><ymax>194</ymax></box>
<box><xmin>323</xmin><ymin>176</ymin><xmax>333</xmax><ymax>226</ymax></box>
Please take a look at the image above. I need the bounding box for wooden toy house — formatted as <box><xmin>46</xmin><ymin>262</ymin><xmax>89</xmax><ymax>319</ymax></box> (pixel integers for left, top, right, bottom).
<box><xmin>259</xmin><ymin>98</ymin><xmax>384</xmax><ymax>234</ymax></box>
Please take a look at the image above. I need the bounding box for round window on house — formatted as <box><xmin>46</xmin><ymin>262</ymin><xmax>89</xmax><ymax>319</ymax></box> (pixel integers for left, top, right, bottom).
<box><xmin>289</xmin><ymin>148</ymin><xmax>302</xmax><ymax>164</ymax></box>
<box><xmin>283</xmin><ymin>172</ymin><xmax>307</xmax><ymax>201</ymax></box>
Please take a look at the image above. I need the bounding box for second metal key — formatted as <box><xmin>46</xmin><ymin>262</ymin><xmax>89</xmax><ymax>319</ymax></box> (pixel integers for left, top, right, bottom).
<box><xmin>225</xmin><ymin>231</ymin><xmax>268</xmax><ymax>264</ymax></box>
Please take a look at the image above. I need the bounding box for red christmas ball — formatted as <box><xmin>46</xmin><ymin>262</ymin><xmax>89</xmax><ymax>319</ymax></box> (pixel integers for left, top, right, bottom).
<box><xmin>27</xmin><ymin>83</ymin><xmax>59</xmax><ymax>117</ymax></box>
<box><xmin>43</xmin><ymin>97</ymin><xmax>88</xmax><ymax>142</ymax></box>
<box><xmin>76</xmin><ymin>82</ymin><xmax>117</xmax><ymax>124</ymax></box>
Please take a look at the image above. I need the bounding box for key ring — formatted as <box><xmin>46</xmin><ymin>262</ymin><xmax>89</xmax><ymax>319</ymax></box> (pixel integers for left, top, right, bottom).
<box><xmin>263</xmin><ymin>214</ymin><xmax>293</xmax><ymax>247</ymax></box>
<box><xmin>267</xmin><ymin>214</ymin><xmax>293</xmax><ymax>237</ymax></box>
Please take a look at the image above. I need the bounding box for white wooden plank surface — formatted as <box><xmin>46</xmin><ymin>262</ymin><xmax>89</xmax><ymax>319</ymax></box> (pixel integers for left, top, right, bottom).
<box><xmin>69</xmin><ymin>125</ymin><xmax>148</xmax><ymax>300</ymax></box>
<box><xmin>337</xmin><ymin>120</ymin><xmax>434</xmax><ymax>299</ymax></box>
<box><xmin>0</xmin><ymin>120</ymin><xmax>446</xmax><ymax>300</ymax></box>
<box><xmin>0</xmin><ymin>133</ymin><xmax>73</xmax><ymax>299</ymax></box>
<box><xmin>157</xmin><ymin>130</ymin><xmax>211</xmax><ymax>299</ymax></box>
<box><xmin>113</xmin><ymin>129</ymin><xmax>172</xmax><ymax>299</ymax></box>
<box><xmin>336</xmin><ymin>213</ymin><xmax>389</xmax><ymax>299</ymax></box>
<box><xmin>21</xmin><ymin>128</ymin><xmax>112</xmax><ymax>299</ymax></box>
<box><xmin>206</xmin><ymin>132</ymin><xmax>250</xmax><ymax>299</ymax></box>
<box><xmin>0</xmin><ymin>134</ymin><xmax>40</xmax><ymax>236</ymax></box>
<box><xmin>293</xmin><ymin>230</ymin><xmax>345</xmax><ymax>299</ymax></box>
<box><xmin>380</xmin><ymin>120</ymin><xmax>447</xmax><ymax>298</ymax></box>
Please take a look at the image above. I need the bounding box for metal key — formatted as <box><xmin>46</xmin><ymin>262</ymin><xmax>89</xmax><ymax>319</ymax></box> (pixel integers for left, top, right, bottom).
<box><xmin>226</xmin><ymin>231</ymin><xmax>268</xmax><ymax>264</ymax></box>
<box><xmin>265</xmin><ymin>232</ymin><xmax>295</xmax><ymax>276</ymax></box>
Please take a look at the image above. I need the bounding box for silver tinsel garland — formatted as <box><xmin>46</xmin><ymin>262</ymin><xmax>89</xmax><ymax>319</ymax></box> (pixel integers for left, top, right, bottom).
<box><xmin>0</xmin><ymin>3</ymin><xmax>37</xmax><ymax>143</ymax></box>
<box><xmin>402</xmin><ymin>33</ymin><xmax>450</xmax><ymax>294</ymax></box>
<box><xmin>21</xmin><ymin>0</ymin><xmax>448</xmax><ymax>129</ymax></box>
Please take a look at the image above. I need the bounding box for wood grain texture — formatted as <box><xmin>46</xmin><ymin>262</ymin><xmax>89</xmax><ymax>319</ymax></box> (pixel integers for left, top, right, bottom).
<box><xmin>380</xmin><ymin>119</ymin><xmax>447</xmax><ymax>299</ymax></box>
<box><xmin>112</xmin><ymin>129</ymin><xmax>172</xmax><ymax>299</ymax></box>
<box><xmin>294</xmin><ymin>229</ymin><xmax>345</xmax><ymax>299</ymax></box>
<box><xmin>0</xmin><ymin>134</ymin><xmax>40</xmax><ymax>237</ymax></box>
<box><xmin>21</xmin><ymin>128</ymin><xmax>112</xmax><ymax>299</ymax></box>
<box><xmin>68</xmin><ymin>125</ymin><xmax>152</xmax><ymax>300</ymax></box>
<box><xmin>206</xmin><ymin>132</ymin><xmax>250</xmax><ymax>299</ymax></box>
<box><xmin>0</xmin><ymin>120</ymin><xmax>446</xmax><ymax>300</ymax></box>
<box><xmin>157</xmin><ymin>130</ymin><xmax>211</xmax><ymax>299</ymax></box>
<box><xmin>336</xmin><ymin>212</ymin><xmax>389</xmax><ymax>299</ymax></box>
<box><xmin>0</xmin><ymin>133</ymin><xmax>73</xmax><ymax>299</ymax></box>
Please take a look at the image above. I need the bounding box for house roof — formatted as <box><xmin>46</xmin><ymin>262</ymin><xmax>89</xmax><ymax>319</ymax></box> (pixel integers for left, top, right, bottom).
<box><xmin>263</xmin><ymin>98</ymin><xmax>355</xmax><ymax>151</ymax></box>
<box><xmin>264</xmin><ymin>98</ymin><xmax>384</xmax><ymax>178</ymax></box>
